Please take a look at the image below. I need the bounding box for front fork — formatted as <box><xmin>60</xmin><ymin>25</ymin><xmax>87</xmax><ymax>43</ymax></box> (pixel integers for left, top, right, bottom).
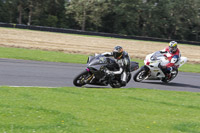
<box><xmin>142</xmin><ymin>65</ymin><xmax>151</xmax><ymax>79</ymax></box>
<box><xmin>86</xmin><ymin>74</ymin><xmax>94</xmax><ymax>83</ymax></box>
<box><xmin>82</xmin><ymin>68</ymin><xmax>94</xmax><ymax>83</ymax></box>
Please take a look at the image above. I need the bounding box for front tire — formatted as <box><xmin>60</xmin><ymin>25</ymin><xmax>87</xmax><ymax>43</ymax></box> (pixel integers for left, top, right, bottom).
<box><xmin>133</xmin><ymin>66</ymin><xmax>149</xmax><ymax>82</ymax></box>
<box><xmin>73</xmin><ymin>70</ymin><xmax>90</xmax><ymax>87</ymax></box>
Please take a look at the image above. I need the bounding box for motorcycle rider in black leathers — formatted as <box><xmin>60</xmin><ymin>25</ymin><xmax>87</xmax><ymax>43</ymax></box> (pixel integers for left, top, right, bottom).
<box><xmin>101</xmin><ymin>46</ymin><xmax>131</xmax><ymax>87</ymax></box>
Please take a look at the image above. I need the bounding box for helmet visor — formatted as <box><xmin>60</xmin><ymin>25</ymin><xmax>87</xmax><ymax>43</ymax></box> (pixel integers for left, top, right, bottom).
<box><xmin>169</xmin><ymin>46</ymin><xmax>177</xmax><ymax>53</ymax></box>
<box><xmin>113</xmin><ymin>52</ymin><xmax>122</xmax><ymax>59</ymax></box>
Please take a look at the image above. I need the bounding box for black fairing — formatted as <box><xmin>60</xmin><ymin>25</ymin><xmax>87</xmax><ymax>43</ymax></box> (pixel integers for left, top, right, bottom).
<box><xmin>87</xmin><ymin>55</ymin><xmax>118</xmax><ymax>69</ymax></box>
<box><xmin>130</xmin><ymin>61</ymin><xmax>139</xmax><ymax>72</ymax></box>
<box><xmin>87</xmin><ymin>55</ymin><xmax>119</xmax><ymax>80</ymax></box>
<box><xmin>87</xmin><ymin>56</ymin><xmax>95</xmax><ymax>63</ymax></box>
<box><xmin>74</xmin><ymin>54</ymin><xmax>139</xmax><ymax>88</ymax></box>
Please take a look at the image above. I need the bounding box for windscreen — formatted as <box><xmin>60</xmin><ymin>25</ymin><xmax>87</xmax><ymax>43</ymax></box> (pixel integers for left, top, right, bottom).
<box><xmin>150</xmin><ymin>51</ymin><xmax>164</xmax><ymax>60</ymax></box>
<box><xmin>89</xmin><ymin>55</ymin><xmax>107</xmax><ymax>66</ymax></box>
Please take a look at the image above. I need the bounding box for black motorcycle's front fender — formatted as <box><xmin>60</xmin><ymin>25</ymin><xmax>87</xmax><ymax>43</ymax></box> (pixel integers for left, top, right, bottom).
<box><xmin>130</xmin><ymin>61</ymin><xmax>139</xmax><ymax>72</ymax></box>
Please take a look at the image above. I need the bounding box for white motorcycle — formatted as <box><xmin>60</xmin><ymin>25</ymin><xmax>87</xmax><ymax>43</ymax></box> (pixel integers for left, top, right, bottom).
<box><xmin>133</xmin><ymin>51</ymin><xmax>187</xmax><ymax>83</ymax></box>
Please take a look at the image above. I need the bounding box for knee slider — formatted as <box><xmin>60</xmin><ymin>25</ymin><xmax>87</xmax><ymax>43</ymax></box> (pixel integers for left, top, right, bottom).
<box><xmin>121</xmin><ymin>81</ymin><xmax>126</xmax><ymax>86</ymax></box>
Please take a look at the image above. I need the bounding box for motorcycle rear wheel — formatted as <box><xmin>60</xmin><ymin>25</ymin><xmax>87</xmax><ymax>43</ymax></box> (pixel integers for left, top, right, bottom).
<box><xmin>127</xmin><ymin>73</ymin><xmax>132</xmax><ymax>83</ymax></box>
<box><xmin>110</xmin><ymin>82</ymin><xmax>121</xmax><ymax>88</ymax></box>
<box><xmin>161</xmin><ymin>70</ymin><xmax>178</xmax><ymax>83</ymax></box>
<box><xmin>73</xmin><ymin>70</ymin><xmax>90</xmax><ymax>87</ymax></box>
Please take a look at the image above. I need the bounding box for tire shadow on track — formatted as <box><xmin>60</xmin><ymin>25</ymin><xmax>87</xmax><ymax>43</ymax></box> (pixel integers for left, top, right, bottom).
<box><xmin>81</xmin><ymin>85</ymin><xmax>128</xmax><ymax>89</ymax></box>
<box><xmin>141</xmin><ymin>81</ymin><xmax>200</xmax><ymax>89</ymax></box>
<box><xmin>82</xmin><ymin>85</ymin><xmax>110</xmax><ymax>89</ymax></box>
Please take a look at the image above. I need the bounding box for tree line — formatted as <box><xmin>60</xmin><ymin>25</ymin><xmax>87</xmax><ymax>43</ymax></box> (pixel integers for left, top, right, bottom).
<box><xmin>0</xmin><ymin>0</ymin><xmax>200</xmax><ymax>42</ymax></box>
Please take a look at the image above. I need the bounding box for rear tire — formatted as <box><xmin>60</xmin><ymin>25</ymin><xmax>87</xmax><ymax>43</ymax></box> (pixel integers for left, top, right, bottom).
<box><xmin>73</xmin><ymin>70</ymin><xmax>90</xmax><ymax>87</ymax></box>
<box><xmin>110</xmin><ymin>82</ymin><xmax>121</xmax><ymax>88</ymax></box>
<box><xmin>127</xmin><ymin>73</ymin><xmax>132</xmax><ymax>83</ymax></box>
<box><xmin>161</xmin><ymin>70</ymin><xmax>178</xmax><ymax>83</ymax></box>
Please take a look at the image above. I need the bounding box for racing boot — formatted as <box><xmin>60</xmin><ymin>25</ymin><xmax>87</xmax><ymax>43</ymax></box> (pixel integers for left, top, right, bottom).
<box><xmin>121</xmin><ymin>81</ymin><xmax>127</xmax><ymax>87</ymax></box>
<box><xmin>165</xmin><ymin>73</ymin><xmax>172</xmax><ymax>80</ymax></box>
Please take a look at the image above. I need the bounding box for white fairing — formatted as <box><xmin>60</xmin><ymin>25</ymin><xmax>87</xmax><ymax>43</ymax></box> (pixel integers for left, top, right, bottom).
<box><xmin>144</xmin><ymin>53</ymin><xmax>164</xmax><ymax>79</ymax></box>
<box><xmin>176</xmin><ymin>56</ymin><xmax>187</xmax><ymax>68</ymax></box>
<box><xmin>144</xmin><ymin>51</ymin><xmax>187</xmax><ymax>80</ymax></box>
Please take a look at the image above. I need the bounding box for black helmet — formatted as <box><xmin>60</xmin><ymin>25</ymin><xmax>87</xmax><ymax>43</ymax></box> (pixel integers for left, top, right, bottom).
<box><xmin>113</xmin><ymin>46</ymin><xmax>123</xmax><ymax>59</ymax></box>
<box><xmin>169</xmin><ymin>41</ymin><xmax>178</xmax><ymax>53</ymax></box>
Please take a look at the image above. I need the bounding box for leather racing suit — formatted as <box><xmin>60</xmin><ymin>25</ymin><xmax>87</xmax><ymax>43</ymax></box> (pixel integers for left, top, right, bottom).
<box><xmin>160</xmin><ymin>47</ymin><xmax>181</xmax><ymax>74</ymax></box>
<box><xmin>102</xmin><ymin>51</ymin><xmax>131</xmax><ymax>86</ymax></box>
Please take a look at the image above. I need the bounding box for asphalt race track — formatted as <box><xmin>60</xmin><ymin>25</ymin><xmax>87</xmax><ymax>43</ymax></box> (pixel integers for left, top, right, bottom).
<box><xmin>0</xmin><ymin>58</ymin><xmax>199</xmax><ymax>92</ymax></box>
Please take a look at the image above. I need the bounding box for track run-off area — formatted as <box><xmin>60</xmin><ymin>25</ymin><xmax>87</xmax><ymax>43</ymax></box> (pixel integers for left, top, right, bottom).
<box><xmin>0</xmin><ymin>58</ymin><xmax>199</xmax><ymax>92</ymax></box>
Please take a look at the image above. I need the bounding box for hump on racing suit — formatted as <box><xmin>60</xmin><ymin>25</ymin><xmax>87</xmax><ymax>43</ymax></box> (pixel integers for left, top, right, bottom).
<box><xmin>164</xmin><ymin>47</ymin><xmax>180</xmax><ymax>68</ymax></box>
<box><xmin>102</xmin><ymin>51</ymin><xmax>130</xmax><ymax>73</ymax></box>
<box><xmin>160</xmin><ymin>47</ymin><xmax>181</xmax><ymax>73</ymax></box>
<box><xmin>101</xmin><ymin>50</ymin><xmax>131</xmax><ymax>86</ymax></box>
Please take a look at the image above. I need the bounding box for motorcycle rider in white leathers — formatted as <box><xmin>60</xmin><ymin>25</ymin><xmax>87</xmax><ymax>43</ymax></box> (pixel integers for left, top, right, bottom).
<box><xmin>101</xmin><ymin>46</ymin><xmax>131</xmax><ymax>86</ymax></box>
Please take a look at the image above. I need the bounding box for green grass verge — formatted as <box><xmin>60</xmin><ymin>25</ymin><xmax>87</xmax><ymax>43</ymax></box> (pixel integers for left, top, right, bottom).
<box><xmin>0</xmin><ymin>47</ymin><xmax>199</xmax><ymax>73</ymax></box>
<box><xmin>0</xmin><ymin>47</ymin><xmax>87</xmax><ymax>64</ymax></box>
<box><xmin>0</xmin><ymin>86</ymin><xmax>200</xmax><ymax>133</ymax></box>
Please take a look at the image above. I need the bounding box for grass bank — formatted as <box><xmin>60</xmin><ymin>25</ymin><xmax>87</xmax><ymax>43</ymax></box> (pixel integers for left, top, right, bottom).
<box><xmin>0</xmin><ymin>47</ymin><xmax>199</xmax><ymax>73</ymax></box>
<box><xmin>0</xmin><ymin>86</ymin><xmax>200</xmax><ymax>133</ymax></box>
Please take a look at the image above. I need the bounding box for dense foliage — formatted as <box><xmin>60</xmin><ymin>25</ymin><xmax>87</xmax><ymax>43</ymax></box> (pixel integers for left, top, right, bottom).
<box><xmin>0</xmin><ymin>0</ymin><xmax>200</xmax><ymax>41</ymax></box>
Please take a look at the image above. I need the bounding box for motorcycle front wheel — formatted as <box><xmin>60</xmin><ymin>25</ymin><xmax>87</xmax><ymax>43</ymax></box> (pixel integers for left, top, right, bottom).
<box><xmin>73</xmin><ymin>70</ymin><xmax>91</xmax><ymax>87</ymax></box>
<box><xmin>133</xmin><ymin>66</ymin><xmax>149</xmax><ymax>82</ymax></box>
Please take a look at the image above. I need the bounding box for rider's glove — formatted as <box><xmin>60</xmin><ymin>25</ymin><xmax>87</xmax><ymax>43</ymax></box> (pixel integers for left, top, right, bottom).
<box><xmin>105</xmin><ymin>70</ymin><xmax>113</xmax><ymax>75</ymax></box>
<box><xmin>160</xmin><ymin>51</ymin><xmax>167</xmax><ymax>54</ymax></box>
<box><xmin>158</xmin><ymin>63</ymin><xmax>162</xmax><ymax>68</ymax></box>
<box><xmin>161</xmin><ymin>66</ymin><xmax>167</xmax><ymax>69</ymax></box>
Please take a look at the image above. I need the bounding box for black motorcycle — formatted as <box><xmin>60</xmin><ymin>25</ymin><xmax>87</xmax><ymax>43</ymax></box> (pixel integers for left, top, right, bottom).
<box><xmin>73</xmin><ymin>54</ymin><xmax>139</xmax><ymax>88</ymax></box>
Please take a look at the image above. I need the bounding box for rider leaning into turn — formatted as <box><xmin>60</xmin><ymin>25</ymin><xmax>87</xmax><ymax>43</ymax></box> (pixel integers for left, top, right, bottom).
<box><xmin>160</xmin><ymin>41</ymin><xmax>181</xmax><ymax>78</ymax></box>
<box><xmin>101</xmin><ymin>46</ymin><xmax>131</xmax><ymax>87</ymax></box>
